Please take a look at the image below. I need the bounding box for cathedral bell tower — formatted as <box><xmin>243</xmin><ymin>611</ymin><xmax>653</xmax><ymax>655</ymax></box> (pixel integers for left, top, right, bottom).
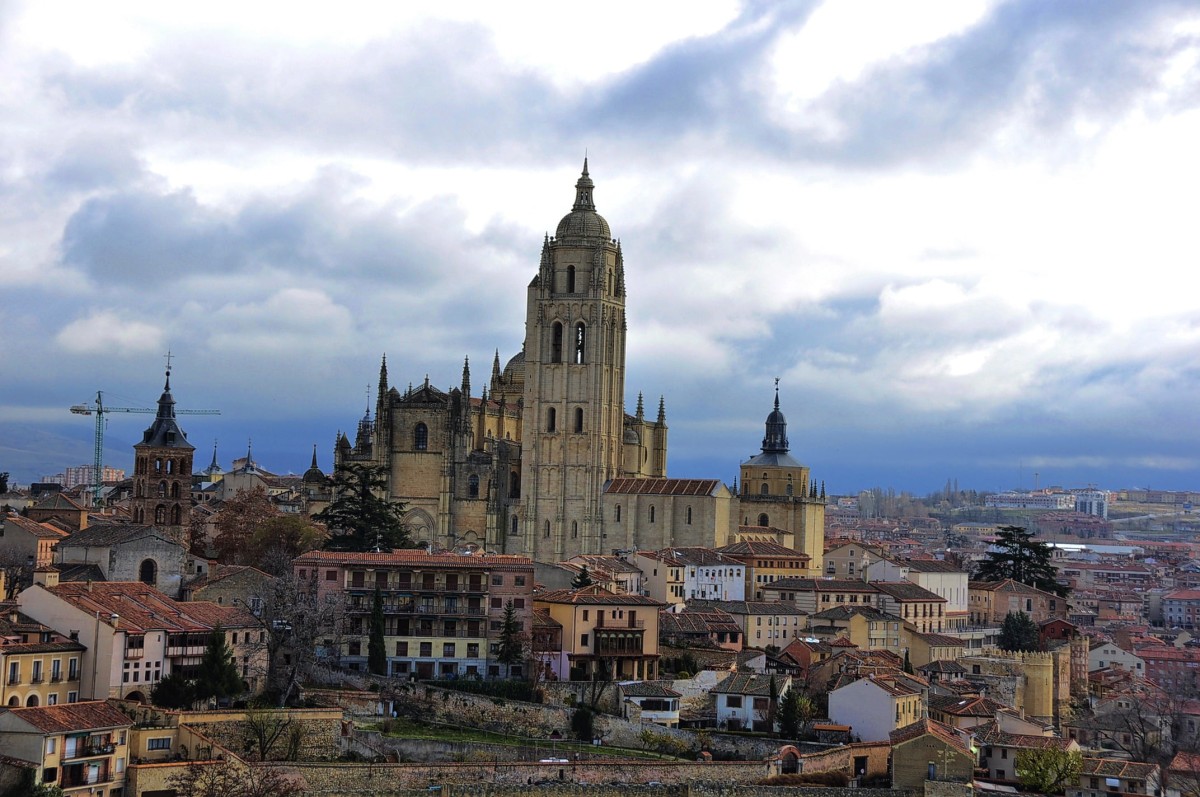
<box><xmin>131</xmin><ymin>368</ymin><xmax>195</xmax><ymax>544</ymax></box>
<box><xmin>519</xmin><ymin>160</ymin><xmax>627</xmax><ymax>560</ymax></box>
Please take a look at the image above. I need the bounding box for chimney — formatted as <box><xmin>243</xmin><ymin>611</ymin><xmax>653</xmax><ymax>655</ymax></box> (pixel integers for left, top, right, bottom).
<box><xmin>33</xmin><ymin>565</ymin><xmax>60</xmax><ymax>589</ymax></box>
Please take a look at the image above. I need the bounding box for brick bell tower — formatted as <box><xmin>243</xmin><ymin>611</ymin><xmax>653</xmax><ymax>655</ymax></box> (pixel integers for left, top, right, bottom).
<box><xmin>131</xmin><ymin>367</ymin><xmax>195</xmax><ymax>543</ymax></box>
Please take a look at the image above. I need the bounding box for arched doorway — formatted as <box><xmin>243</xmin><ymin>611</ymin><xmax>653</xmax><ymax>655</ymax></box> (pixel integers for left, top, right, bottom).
<box><xmin>25</xmin><ymin>694</ymin><xmax>39</xmax><ymax>707</ymax></box>
<box><xmin>139</xmin><ymin>559</ymin><xmax>158</xmax><ymax>586</ymax></box>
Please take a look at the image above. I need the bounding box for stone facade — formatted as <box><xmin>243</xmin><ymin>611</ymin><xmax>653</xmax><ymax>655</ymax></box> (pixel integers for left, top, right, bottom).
<box><xmin>334</xmin><ymin>165</ymin><xmax>826</xmax><ymax>567</ymax></box>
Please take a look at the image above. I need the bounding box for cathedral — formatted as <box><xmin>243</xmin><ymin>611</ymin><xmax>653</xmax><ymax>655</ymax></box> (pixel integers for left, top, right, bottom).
<box><xmin>335</xmin><ymin>162</ymin><xmax>824</xmax><ymax>569</ymax></box>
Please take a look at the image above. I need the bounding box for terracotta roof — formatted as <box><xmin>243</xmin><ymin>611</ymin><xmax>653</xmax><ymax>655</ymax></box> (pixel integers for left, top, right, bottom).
<box><xmin>919</xmin><ymin>660</ymin><xmax>967</xmax><ymax>674</ymax></box>
<box><xmin>37</xmin><ymin>582</ymin><xmax>258</xmax><ymax>634</ymax></box>
<box><xmin>915</xmin><ymin>632</ymin><xmax>966</xmax><ymax>647</ymax></box>
<box><xmin>687</xmin><ymin>599</ymin><xmax>807</xmax><ymax>616</ymax></box>
<box><xmin>764</xmin><ymin>578</ymin><xmax>879</xmax><ymax>593</ymax></box>
<box><xmin>536</xmin><ymin>585</ymin><xmax>663</xmax><ymax>606</ymax></box>
<box><xmin>621</xmin><ymin>682</ymin><xmax>682</xmax><ymax>698</ymax></box>
<box><xmin>808</xmin><ymin>605</ymin><xmax>899</xmax><ymax>622</ymax></box>
<box><xmin>716</xmin><ymin>540</ymin><xmax>811</xmax><ymax>559</ymax></box>
<box><xmin>904</xmin><ymin>560</ymin><xmax>966</xmax><ymax>574</ymax></box>
<box><xmin>873</xmin><ymin>581</ymin><xmax>947</xmax><ymax>603</ymax></box>
<box><xmin>973</xmin><ymin>721</ymin><xmax>1077</xmax><ymax>751</ymax></box>
<box><xmin>58</xmin><ymin>523</ymin><xmax>175</xmax><ymax>548</ymax></box>
<box><xmin>604</xmin><ymin>478</ymin><xmax>722</xmax><ymax>496</ymax></box>
<box><xmin>3</xmin><ymin>515</ymin><xmax>68</xmax><ymax>539</ymax></box>
<box><xmin>890</xmin><ymin>717</ymin><xmax>973</xmax><ymax>754</ymax></box>
<box><xmin>637</xmin><ymin>547</ymin><xmax>742</xmax><ymax>567</ymax></box>
<box><xmin>661</xmin><ymin>609</ymin><xmax>741</xmax><ymax>636</ymax></box>
<box><xmin>712</xmin><ymin>672</ymin><xmax>782</xmax><ymax>696</ymax></box>
<box><xmin>930</xmin><ymin>694</ymin><xmax>1005</xmax><ymax>717</ymax></box>
<box><xmin>1080</xmin><ymin>758</ymin><xmax>1159</xmax><ymax>779</ymax></box>
<box><xmin>568</xmin><ymin>555</ymin><xmax>642</xmax><ymax>574</ymax></box>
<box><xmin>293</xmin><ymin>550</ymin><xmax>533</xmax><ymax>568</ymax></box>
<box><xmin>2</xmin><ymin>701</ymin><xmax>131</xmax><ymax>733</ymax></box>
<box><xmin>531</xmin><ymin>608</ymin><xmax>561</xmax><ymax>629</ymax></box>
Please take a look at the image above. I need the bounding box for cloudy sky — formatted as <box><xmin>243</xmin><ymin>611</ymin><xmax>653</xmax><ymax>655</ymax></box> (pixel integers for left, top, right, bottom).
<box><xmin>2</xmin><ymin>0</ymin><xmax>1198</xmax><ymax>495</ymax></box>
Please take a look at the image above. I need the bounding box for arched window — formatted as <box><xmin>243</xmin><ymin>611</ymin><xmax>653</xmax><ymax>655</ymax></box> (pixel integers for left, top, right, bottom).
<box><xmin>170</xmin><ymin>482</ymin><xmax>180</xmax><ymax>499</ymax></box>
<box><xmin>574</xmin><ymin>407</ymin><xmax>584</xmax><ymax>433</ymax></box>
<box><xmin>572</xmin><ymin>521</ymin><xmax>578</xmax><ymax>539</ymax></box>
<box><xmin>760</xmin><ymin>483</ymin><xmax>769</xmax><ymax>496</ymax></box>
<box><xmin>686</xmin><ymin>507</ymin><xmax>693</xmax><ymax>525</ymax></box>
<box><xmin>157</xmin><ymin>481</ymin><xmax>167</xmax><ymax>497</ymax></box>
<box><xmin>154</xmin><ymin>505</ymin><xmax>165</xmax><ymax>525</ymax></box>
<box><xmin>25</xmin><ymin>694</ymin><xmax>38</xmax><ymax>707</ymax></box>
<box><xmin>551</xmin><ymin>322</ymin><xmax>564</xmax><ymax>363</ymax></box>
<box><xmin>567</xmin><ymin>265</ymin><xmax>576</xmax><ymax>293</ymax></box>
<box><xmin>547</xmin><ymin>407</ymin><xmax>557</xmax><ymax>432</ymax></box>
<box><xmin>786</xmin><ymin>480</ymin><xmax>794</xmax><ymax>496</ymax></box>
<box><xmin>509</xmin><ymin>471</ymin><xmax>520</xmax><ymax>499</ymax></box>
<box><xmin>544</xmin><ymin>520</ymin><xmax>551</xmax><ymax>538</ymax></box>
<box><xmin>574</xmin><ymin>323</ymin><xmax>586</xmax><ymax>364</ymax></box>
<box><xmin>468</xmin><ymin>475</ymin><xmax>480</xmax><ymax>498</ymax></box>
<box><xmin>411</xmin><ymin>423</ymin><xmax>427</xmax><ymax>451</ymax></box>
<box><xmin>135</xmin><ymin>483</ymin><xmax>143</xmax><ymax>498</ymax></box>
<box><xmin>649</xmin><ymin>506</ymin><xmax>656</xmax><ymax>523</ymax></box>
<box><xmin>139</xmin><ymin>559</ymin><xmax>157</xmax><ymax>586</ymax></box>
<box><xmin>758</xmin><ymin>513</ymin><xmax>769</xmax><ymax>527</ymax></box>
<box><xmin>166</xmin><ymin>459</ymin><xmax>174</xmax><ymax>475</ymax></box>
<box><xmin>155</xmin><ymin>459</ymin><xmax>162</xmax><ymax>473</ymax></box>
<box><xmin>510</xmin><ymin>516</ymin><xmax>519</xmax><ymax>536</ymax></box>
<box><xmin>6</xmin><ymin>696</ymin><xmax>17</xmax><ymax>707</ymax></box>
<box><xmin>615</xmin><ymin>505</ymin><xmax>621</xmax><ymax>522</ymax></box>
<box><xmin>171</xmin><ymin>505</ymin><xmax>181</xmax><ymax>525</ymax></box>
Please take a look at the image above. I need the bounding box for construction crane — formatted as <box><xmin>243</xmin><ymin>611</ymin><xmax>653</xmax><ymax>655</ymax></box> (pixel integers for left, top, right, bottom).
<box><xmin>69</xmin><ymin>373</ymin><xmax>220</xmax><ymax>508</ymax></box>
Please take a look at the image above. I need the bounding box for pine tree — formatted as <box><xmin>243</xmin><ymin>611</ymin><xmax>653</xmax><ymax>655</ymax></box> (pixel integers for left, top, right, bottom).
<box><xmin>976</xmin><ymin>525</ymin><xmax>1069</xmax><ymax>597</ymax></box>
<box><xmin>999</xmin><ymin>611</ymin><xmax>1041</xmax><ymax>652</ymax></box>
<box><xmin>194</xmin><ymin>627</ymin><xmax>243</xmax><ymax>703</ymax></box>
<box><xmin>571</xmin><ymin>565</ymin><xmax>593</xmax><ymax>589</ymax></box>
<box><xmin>151</xmin><ymin>671</ymin><xmax>197</xmax><ymax>709</ymax></box>
<box><xmin>495</xmin><ymin>600</ymin><xmax>525</xmax><ymax>678</ymax></box>
<box><xmin>368</xmin><ymin>586</ymin><xmax>387</xmax><ymax>676</ymax></box>
<box><xmin>778</xmin><ymin>689</ymin><xmax>802</xmax><ymax>739</ymax></box>
<box><xmin>315</xmin><ymin>462</ymin><xmax>414</xmax><ymax>552</ymax></box>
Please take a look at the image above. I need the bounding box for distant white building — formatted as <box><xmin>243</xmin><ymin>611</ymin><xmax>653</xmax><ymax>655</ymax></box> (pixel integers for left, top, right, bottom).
<box><xmin>985</xmin><ymin>492</ymin><xmax>1075</xmax><ymax>510</ymax></box>
<box><xmin>1073</xmin><ymin>490</ymin><xmax>1109</xmax><ymax>519</ymax></box>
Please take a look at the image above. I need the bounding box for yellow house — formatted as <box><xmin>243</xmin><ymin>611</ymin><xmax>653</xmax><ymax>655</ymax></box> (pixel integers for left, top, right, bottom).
<box><xmin>908</xmin><ymin>631</ymin><xmax>966</xmax><ymax>669</ymax></box>
<box><xmin>1</xmin><ymin>611</ymin><xmax>85</xmax><ymax>709</ymax></box>
<box><xmin>805</xmin><ymin>605</ymin><xmax>906</xmax><ymax>657</ymax></box>
<box><xmin>534</xmin><ymin>585</ymin><xmax>664</xmax><ymax>681</ymax></box>
<box><xmin>716</xmin><ymin>540</ymin><xmax>811</xmax><ymax>600</ymax></box>
<box><xmin>0</xmin><ymin>701</ymin><xmax>132</xmax><ymax>795</ymax></box>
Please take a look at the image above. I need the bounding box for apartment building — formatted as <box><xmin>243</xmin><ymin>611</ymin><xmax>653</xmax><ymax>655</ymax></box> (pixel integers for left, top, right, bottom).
<box><xmin>293</xmin><ymin>549</ymin><xmax>535</xmax><ymax>679</ymax></box>
<box><xmin>631</xmin><ymin>547</ymin><xmax>745</xmax><ymax>606</ymax></box>
<box><xmin>534</xmin><ymin>585</ymin><xmax>663</xmax><ymax>681</ymax></box>
<box><xmin>715</xmin><ymin>540</ymin><xmax>811</xmax><ymax>600</ymax></box>
<box><xmin>18</xmin><ymin>574</ymin><xmax>265</xmax><ymax>701</ymax></box>
<box><xmin>0</xmin><ymin>611</ymin><xmax>85</xmax><ymax>709</ymax></box>
<box><xmin>687</xmin><ymin>599</ymin><xmax>808</xmax><ymax>647</ymax></box>
<box><xmin>0</xmin><ymin>701</ymin><xmax>132</xmax><ymax>795</ymax></box>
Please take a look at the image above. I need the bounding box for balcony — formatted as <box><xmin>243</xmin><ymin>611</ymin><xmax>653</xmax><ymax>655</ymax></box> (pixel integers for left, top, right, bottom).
<box><xmin>594</xmin><ymin>616</ymin><xmax>645</xmax><ymax>629</ymax></box>
<box><xmin>60</xmin><ymin>770</ymin><xmax>112</xmax><ymax>788</ymax></box>
<box><xmin>6</xmin><ymin>675</ymin><xmax>18</xmax><ymax>686</ymax></box>
<box><xmin>51</xmin><ymin>673</ymin><xmax>63</xmax><ymax>683</ymax></box>
<box><xmin>65</xmin><ymin>742</ymin><xmax>115</xmax><ymax>760</ymax></box>
<box><xmin>30</xmin><ymin>674</ymin><xmax>44</xmax><ymax>684</ymax></box>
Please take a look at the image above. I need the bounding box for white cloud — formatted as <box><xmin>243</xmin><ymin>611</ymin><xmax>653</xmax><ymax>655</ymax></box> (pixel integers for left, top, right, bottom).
<box><xmin>55</xmin><ymin>311</ymin><xmax>164</xmax><ymax>355</ymax></box>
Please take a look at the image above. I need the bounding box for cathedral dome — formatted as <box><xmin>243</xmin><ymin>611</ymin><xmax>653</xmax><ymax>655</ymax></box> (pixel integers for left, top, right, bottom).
<box><xmin>556</xmin><ymin>210</ymin><xmax>611</xmax><ymax>241</ymax></box>
<box><xmin>555</xmin><ymin>159</ymin><xmax>611</xmax><ymax>242</ymax></box>
<box><xmin>503</xmin><ymin>350</ymin><xmax>525</xmax><ymax>383</ymax></box>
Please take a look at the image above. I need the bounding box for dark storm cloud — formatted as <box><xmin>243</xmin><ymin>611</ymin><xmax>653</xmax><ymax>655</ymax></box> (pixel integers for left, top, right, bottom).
<box><xmin>59</xmin><ymin>169</ymin><xmax>528</xmax><ymax>296</ymax></box>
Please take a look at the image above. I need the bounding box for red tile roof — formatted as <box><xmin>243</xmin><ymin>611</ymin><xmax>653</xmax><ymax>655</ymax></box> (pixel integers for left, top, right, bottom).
<box><xmin>292</xmin><ymin>550</ymin><xmax>532</xmax><ymax>568</ymax></box>
<box><xmin>604</xmin><ymin>478</ymin><xmax>722</xmax><ymax>496</ymax></box>
<box><xmin>3</xmin><ymin>701</ymin><xmax>131</xmax><ymax>733</ymax></box>
<box><xmin>536</xmin><ymin>585</ymin><xmax>663</xmax><ymax>606</ymax></box>
<box><xmin>40</xmin><ymin>582</ymin><xmax>258</xmax><ymax>634</ymax></box>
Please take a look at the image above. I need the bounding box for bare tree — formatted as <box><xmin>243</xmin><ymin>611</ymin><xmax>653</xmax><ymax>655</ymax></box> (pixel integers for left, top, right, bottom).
<box><xmin>256</xmin><ymin>572</ymin><xmax>347</xmax><ymax>706</ymax></box>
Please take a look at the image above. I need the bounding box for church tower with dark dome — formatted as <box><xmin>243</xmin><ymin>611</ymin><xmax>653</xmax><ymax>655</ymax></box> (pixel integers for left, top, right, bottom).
<box><xmin>738</xmin><ymin>381</ymin><xmax>825</xmax><ymax>574</ymax></box>
<box><xmin>131</xmin><ymin>367</ymin><xmax>195</xmax><ymax>544</ymax></box>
